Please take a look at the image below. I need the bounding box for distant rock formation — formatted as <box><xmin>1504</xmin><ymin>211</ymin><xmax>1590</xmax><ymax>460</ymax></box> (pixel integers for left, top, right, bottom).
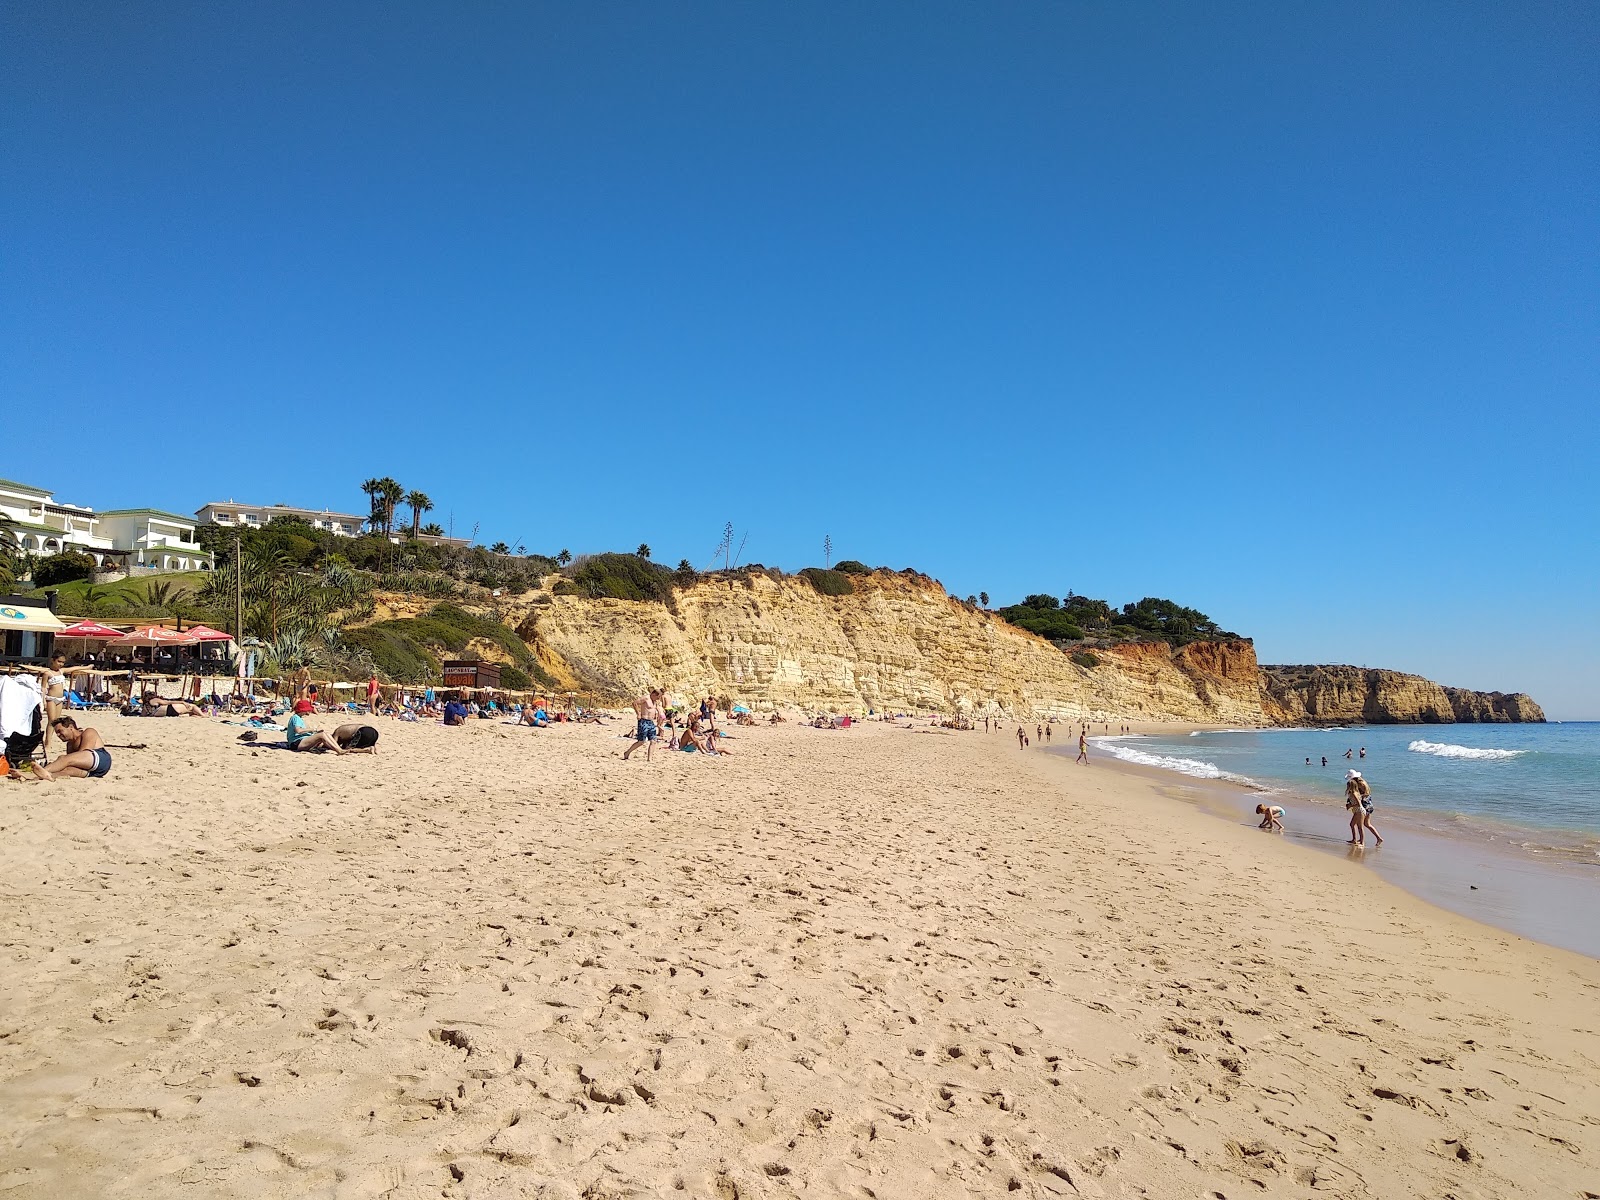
<box><xmin>1260</xmin><ymin>665</ymin><xmax>1544</xmax><ymax>726</ymax></box>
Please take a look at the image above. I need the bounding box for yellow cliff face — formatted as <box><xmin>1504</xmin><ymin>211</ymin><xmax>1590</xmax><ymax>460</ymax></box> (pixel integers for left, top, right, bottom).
<box><xmin>515</xmin><ymin>571</ymin><xmax>1268</xmax><ymax>721</ymax></box>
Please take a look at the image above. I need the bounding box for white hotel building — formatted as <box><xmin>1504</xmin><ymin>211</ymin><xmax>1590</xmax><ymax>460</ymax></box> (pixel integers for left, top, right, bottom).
<box><xmin>0</xmin><ymin>478</ymin><xmax>212</xmax><ymax>573</ymax></box>
<box><xmin>194</xmin><ymin>501</ymin><xmax>367</xmax><ymax>538</ymax></box>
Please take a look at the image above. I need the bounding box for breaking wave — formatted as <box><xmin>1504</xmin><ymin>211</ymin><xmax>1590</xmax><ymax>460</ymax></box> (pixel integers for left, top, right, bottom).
<box><xmin>1407</xmin><ymin>740</ymin><xmax>1527</xmax><ymax>761</ymax></box>
<box><xmin>1098</xmin><ymin>742</ymin><xmax>1260</xmax><ymax>785</ymax></box>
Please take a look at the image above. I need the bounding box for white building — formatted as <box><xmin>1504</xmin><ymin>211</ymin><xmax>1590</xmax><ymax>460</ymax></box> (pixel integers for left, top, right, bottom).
<box><xmin>0</xmin><ymin>477</ymin><xmax>114</xmax><ymax>561</ymax></box>
<box><xmin>0</xmin><ymin>479</ymin><xmax>210</xmax><ymax>573</ymax></box>
<box><xmin>95</xmin><ymin>510</ymin><xmax>212</xmax><ymax>572</ymax></box>
<box><xmin>196</xmin><ymin>501</ymin><xmax>367</xmax><ymax>538</ymax></box>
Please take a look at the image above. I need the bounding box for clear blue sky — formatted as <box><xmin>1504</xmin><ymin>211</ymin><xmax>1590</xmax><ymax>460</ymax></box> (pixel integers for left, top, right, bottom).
<box><xmin>5</xmin><ymin>3</ymin><xmax>1597</xmax><ymax>717</ymax></box>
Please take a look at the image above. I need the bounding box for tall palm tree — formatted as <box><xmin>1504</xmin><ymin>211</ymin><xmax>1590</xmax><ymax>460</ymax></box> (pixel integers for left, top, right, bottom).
<box><xmin>375</xmin><ymin>478</ymin><xmax>404</xmax><ymax>537</ymax></box>
<box><xmin>556</xmin><ymin>548</ymin><xmax>572</xmax><ymax>566</ymax></box>
<box><xmin>360</xmin><ymin>478</ymin><xmax>385</xmax><ymax>535</ymax></box>
<box><xmin>405</xmin><ymin>490</ymin><xmax>433</xmax><ymax>538</ymax></box>
<box><xmin>636</xmin><ymin>543</ymin><xmax>651</xmax><ymax>559</ymax></box>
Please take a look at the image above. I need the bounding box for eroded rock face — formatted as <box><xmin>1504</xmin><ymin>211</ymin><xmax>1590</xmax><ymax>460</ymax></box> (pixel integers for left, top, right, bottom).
<box><xmin>519</xmin><ymin>571</ymin><xmax>1267</xmax><ymax>722</ymax></box>
<box><xmin>1261</xmin><ymin>665</ymin><xmax>1545</xmax><ymax>725</ymax></box>
<box><xmin>481</xmin><ymin>572</ymin><xmax>1542</xmax><ymax>724</ymax></box>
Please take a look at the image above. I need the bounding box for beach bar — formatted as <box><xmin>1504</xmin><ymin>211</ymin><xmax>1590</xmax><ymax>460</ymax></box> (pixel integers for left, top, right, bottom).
<box><xmin>442</xmin><ymin>659</ymin><xmax>500</xmax><ymax>690</ymax></box>
<box><xmin>0</xmin><ymin>596</ymin><xmax>66</xmax><ymax>664</ymax></box>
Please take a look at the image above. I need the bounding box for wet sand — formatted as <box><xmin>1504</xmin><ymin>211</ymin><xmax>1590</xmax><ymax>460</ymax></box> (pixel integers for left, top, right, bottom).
<box><xmin>2</xmin><ymin>713</ymin><xmax>1597</xmax><ymax>1198</ymax></box>
<box><xmin>1085</xmin><ymin>747</ymin><xmax>1600</xmax><ymax>959</ymax></box>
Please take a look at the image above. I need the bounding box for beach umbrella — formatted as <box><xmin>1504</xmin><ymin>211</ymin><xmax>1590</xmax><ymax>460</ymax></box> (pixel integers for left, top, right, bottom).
<box><xmin>57</xmin><ymin>620</ymin><xmax>127</xmax><ymax>640</ymax></box>
<box><xmin>120</xmin><ymin>625</ymin><xmax>200</xmax><ymax>647</ymax></box>
<box><xmin>182</xmin><ymin>624</ymin><xmax>233</xmax><ymax>642</ymax></box>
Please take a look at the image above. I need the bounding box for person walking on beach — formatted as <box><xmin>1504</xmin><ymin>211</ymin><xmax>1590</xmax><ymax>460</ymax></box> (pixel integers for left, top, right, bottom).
<box><xmin>623</xmin><ymin>688</ymin><xmax>665</xmax><ymax>762</ymax></box>
<box><xmin>1017</xmin><ymin>726</ymin><xmax>1025</xmax><ymax>750</ymax></box>
<box><xmin>1076</xmin><ymin>732</ymin><xmax>1089</xmax><ymax>765</ymax></box>
<box><xmin>1045</xmin><ymin>722</ymin><xmax>1052</xmax><ymax>743</ymax></box>
<box><xmin>366</xmin><ymin>671</ymin><xmax>381</xmax><ymax>715</ymax></box>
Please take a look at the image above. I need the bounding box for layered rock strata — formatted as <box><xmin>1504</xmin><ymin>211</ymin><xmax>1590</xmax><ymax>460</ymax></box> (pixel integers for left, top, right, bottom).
<box><xmin>1260</xmin><ymin>665</ymin><xmax>1544</xmax><ymax>725</ymax></box>
<box><xmin>419</xmin><ymin>571</ymin><xmax>1542</xmax><ymax>724</ymax></box>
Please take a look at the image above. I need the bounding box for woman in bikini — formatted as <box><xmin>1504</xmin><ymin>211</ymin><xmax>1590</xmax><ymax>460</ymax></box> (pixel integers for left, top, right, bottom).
<box><xmin>42</xmin><ymin>655</ymin><xmax>68</xmax><ymax>755</ymax></box>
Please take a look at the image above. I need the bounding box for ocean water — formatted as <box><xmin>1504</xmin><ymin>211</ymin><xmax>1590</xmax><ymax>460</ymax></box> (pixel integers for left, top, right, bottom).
<box><xmin>1094</xmin><ymin>723</ymin><xmax>1600</xmax><ymax>860</ymax></box>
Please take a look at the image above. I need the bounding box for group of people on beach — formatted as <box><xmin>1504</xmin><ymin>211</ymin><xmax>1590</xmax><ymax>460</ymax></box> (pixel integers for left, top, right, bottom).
<box><xmin>621</xmin><ymin>689</ymin><xmax>734</xmax><ymax>760</ymax></box>
<box><xmin>1256</xmin><ymin>769</ymin><xmax>1384</xmax><ymax>846</ymax></box>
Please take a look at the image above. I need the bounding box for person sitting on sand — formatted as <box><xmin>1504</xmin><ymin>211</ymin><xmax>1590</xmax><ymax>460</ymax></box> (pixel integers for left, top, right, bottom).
<box><xmin>520</xmin><ymin>704</ymin><xmax>548</xmax><ymax>728</ymax></box>
<box><xmin>286</xmin><ymin>699</ymin><xmax>346</xmax><ymax>754</ymax></box>
<box><xmin>1255</xmin><ymin>803</ymin><xmax>1285</xmax><ymax>832</ymax></box>
<box><xmin>29</xmin><ymin>717</ymin><xmax>112</xmax><ymax>780</ymax></box>
<box><xmin>442</xmin><ymin>697</ymin><xmax>469</xmax><ymax>726</ymax></box>
<box><xmin>331</xmin><ymin>724</ymin><xmax>380</xmax><ymax>754</ymax></box>
<box><xmin>678</xmin><ymin>714</ymin><xmax>710</xmax><ymax>754</ymax></box>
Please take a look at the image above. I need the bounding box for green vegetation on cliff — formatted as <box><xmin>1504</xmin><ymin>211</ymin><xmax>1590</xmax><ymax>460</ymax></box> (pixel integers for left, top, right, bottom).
<box><xmin>342</xmin><ymin>603</ymin><xmax>554</xmax><ymax>690</ymax></box>
<box><xmin>997</xmin><ymin>593</ymin><xmax>1236</xmax><ymax>648</ymax></box>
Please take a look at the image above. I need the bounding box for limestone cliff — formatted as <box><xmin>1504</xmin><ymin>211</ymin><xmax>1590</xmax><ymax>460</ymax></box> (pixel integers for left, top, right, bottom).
<box><xmin>1260</xmin><ymin>665</ymin><xmax>1545</xmax><ymax>726</ymax></box>
<box><xmin>508</xmin><ymin>571</ymin><xmax>1267</xmax><ymax>723</ymax></box>
<box><xmin>402</xmin><ymin>570</ymin><xmax>1540</xmax><ymax>724</ymax></box>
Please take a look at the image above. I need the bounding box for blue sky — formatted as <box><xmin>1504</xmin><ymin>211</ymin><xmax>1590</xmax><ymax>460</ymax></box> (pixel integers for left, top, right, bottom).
<box><xmin>5</xmin><ymin>2</ymin><xmax>1597</xmax><ymax>717</ymax></box>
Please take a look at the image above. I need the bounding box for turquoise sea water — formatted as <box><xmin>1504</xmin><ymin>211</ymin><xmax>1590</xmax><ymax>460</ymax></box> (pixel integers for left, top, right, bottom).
<box><xmin>1094</xmin><ymin>723</ymin><xmax>1600</xmax><ymax>861</ymax></box>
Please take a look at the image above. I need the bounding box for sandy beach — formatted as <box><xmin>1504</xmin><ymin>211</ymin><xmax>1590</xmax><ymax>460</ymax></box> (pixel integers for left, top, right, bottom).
<box><xmin>2</xmin><ymin>714</ymin><xmax>1596</xmax><ymax>1199</ymax></box>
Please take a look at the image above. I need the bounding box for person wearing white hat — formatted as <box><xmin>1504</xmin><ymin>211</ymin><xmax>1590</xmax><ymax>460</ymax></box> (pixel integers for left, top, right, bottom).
<box><xmin>1344</xmin><ymin>770</ymin><xmax>1383</xmax><ymax>846</ymax></box>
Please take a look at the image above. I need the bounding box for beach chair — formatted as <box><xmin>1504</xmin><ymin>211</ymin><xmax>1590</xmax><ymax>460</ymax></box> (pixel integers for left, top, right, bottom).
<box><xmin>67</xmin><ymin>690</ymin><xmax>110</xmax><ymax>711</ymax></box>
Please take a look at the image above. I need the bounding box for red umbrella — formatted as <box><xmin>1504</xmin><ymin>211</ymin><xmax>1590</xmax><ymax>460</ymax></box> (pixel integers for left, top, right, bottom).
<box><xmin>120</xmin><ymin>625</ymin><xmax>199</xmax><ymax>647</ymax></box>
<box><xmin>57</xmin><ymin>620</ymin><xmax>127</xmax><ymax>639</ymax></box>
<box><xmin>183</xmin><ymin>624</ymin><xmax>234</xmax><ymax>642</ymax></box>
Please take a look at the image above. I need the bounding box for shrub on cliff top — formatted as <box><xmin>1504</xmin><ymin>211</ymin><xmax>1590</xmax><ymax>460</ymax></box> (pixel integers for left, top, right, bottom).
<box><xmin>562</xmin><ymin>552</ymin><xmax>673</xmax><ymax>601</ymax></box>
<box><xmin>799</xmin><ymin>567</ymin><xmax>854</xmax><ymax>596</ymax></box>
<box><xmin>833</xmin><ymin>560</ymin><xmax>872</xmax><ymax>575</ymax></box>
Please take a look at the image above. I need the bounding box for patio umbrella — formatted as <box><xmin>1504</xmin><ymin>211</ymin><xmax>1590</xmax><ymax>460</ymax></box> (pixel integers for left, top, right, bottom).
<box><xmin>57</xmin><ymin>620</ymin><xmax>127</xmax><ymax>640</ymax></box>
<box><xmin>182</xmin><ymin>624</ymin><xmax>233</xmax><ymax>642</ymax></box>
<box><xmin>120</xmin><ymin>625</ymin><xmax>200</xmax><ymax>647</ymax></box>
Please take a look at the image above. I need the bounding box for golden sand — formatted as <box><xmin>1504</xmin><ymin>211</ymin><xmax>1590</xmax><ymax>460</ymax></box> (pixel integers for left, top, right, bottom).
<box><xmin>1</xmin><ymin>714</ymin><xmax>1595</xmax><ymax>1198</ymax></box>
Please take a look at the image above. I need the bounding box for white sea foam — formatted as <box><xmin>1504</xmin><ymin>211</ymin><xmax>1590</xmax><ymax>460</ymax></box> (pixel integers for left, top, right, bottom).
<box><xmin>1407</xmin><ymin>739</ymin><xmax>1527</xmax><ymax>761</ymax></box>
<box><xmin>1099</xmin><ymin>741</ymin><xmax>1259</xmax><ymax>785</ymax></box>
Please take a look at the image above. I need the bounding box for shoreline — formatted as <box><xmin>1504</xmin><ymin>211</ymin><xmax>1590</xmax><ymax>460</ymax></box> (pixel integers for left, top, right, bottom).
<box><xmin>1075</xmin><ymin>736</ymin><xmax>1600</xmax><ymax>959</ymax></box>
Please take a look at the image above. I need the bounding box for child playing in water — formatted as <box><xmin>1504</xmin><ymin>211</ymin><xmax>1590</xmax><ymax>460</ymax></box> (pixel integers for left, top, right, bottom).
<box><xmin>1255</xmin><ymin>803</ymin><xmax>1285</xmax><ymax>831</ymax></box>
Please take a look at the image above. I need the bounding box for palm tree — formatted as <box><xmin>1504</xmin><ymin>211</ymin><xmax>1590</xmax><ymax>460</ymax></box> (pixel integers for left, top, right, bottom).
<box><xmin>979</xmin><ymin>592</ymin><xmax>989</xmax><ymax>607</ymax></box>
<box><xmin>556</xmin><ymin>548</ymin><xmax>572</xmax><ymax>566</ymax></box>
<box><xmin>637</xmin><ymin>543</ymin><xmax>651</xmax><ymax>559</ymax></box>
<box><xmin>406</xmin><ymin>490</ymin><xmax>433</xmax><ymax>538</ymax></box>
<box><xmin>420</xmin><ymin>522</ymin><xmax>444</xmax><ymax>537</ymax></box>
<box><xmin>360</xmin><ymin>478</ymin><xmax>384</xmax><ymax>534</ymax></box>
<box><xmin>489</xmin><ymin>541</ymin><xmax>510</xmax><ymax>555</ymax></box>
<box><xmin>0</xmin><ymin>520</ymin><xmax>17</xmax><ymax>593</ymax></box>
<box><xmin>376</xmin><ymin>478</ymin><xmax>404</xmax><ymax>537</ymax></box>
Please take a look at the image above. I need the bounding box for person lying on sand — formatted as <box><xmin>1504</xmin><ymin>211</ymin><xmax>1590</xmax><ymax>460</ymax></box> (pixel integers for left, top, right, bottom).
<box><xmin>286</xmin><ymin>700</ymin><xmax>346</xmax><ymax>754</ymax></box>
<box><xmin>331</xmin><ymin>724</ymin><xmax>380</xmax><ymax>754</ymax></box>
<box><xmin>1255</xmin><ymin>803</ymin><xmax>1285</xmax><ymax>831</ymax></box>
<box><xmin>29</xmin><ymin>717</ymin><xmax>112</xmax><ymax>780</ymax></box>
<box><xmin>140</xmin><ymin>694</ymin><xmax>206</xmax><ymax>718</ymax></box>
